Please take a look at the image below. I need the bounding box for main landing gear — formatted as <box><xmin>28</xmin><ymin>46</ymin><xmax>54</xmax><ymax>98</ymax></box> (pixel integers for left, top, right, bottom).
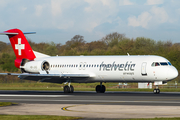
<box><xmin>153</xmin><ymin>85</ymin><xmax>160</xmax><ymax>94</ymax></box>
<box><xmin>96</xmin><ymin>82</ymin><xmax>106</xmax><ymax>93</ymax></box>
<box><xmin>64</xmin><ymin>83</ymin><xmax>74</xmax><ymax>93</ymax></box>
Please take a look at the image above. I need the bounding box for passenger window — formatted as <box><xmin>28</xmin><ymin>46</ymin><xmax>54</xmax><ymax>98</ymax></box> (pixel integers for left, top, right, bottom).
<box><xmin>94</xmin><ymin>65</ymin><xmax>96</xmax><ymax>67</ymax></box>
<box><xmin>97</xmin><ymin>65</ymin><xmax>99</xmax><ymax>67</ymax></box>
<box><xmin>89</xmin><ymin>65</ymin><xmax>91</xmax><ymax>67</ymax></box>
<box><xmin>80</xmin><ymin>65</ymin><xmax>82</xmax><ymax>67</ymax></box>
<box><xmin>86</xmin><ymin>65</ymin><xmax>88</xmax><ymax>67</ymax></box>
<box><xmin>76</xmin><ymin>65</ymin><xmax>78</xmax><ymax>67</ymax></box>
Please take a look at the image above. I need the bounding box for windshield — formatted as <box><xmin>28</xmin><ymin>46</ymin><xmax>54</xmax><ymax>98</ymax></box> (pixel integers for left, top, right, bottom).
<box><xmin>151</xmin><ymin>62</ymin><xmax>171</xmax><ymax>67</ymax></box>
<box><xmin>160</xmin><ymin>62</ymin><xmax>168</xmax><ymax>66</ymax></box>
<box><xmin>168</xmin><ymin>62</ymin><xmax>172</xmax><ymax>66</ymax></box>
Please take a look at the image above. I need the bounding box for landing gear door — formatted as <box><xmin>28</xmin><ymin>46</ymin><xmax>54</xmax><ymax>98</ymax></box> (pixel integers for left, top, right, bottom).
<box><xmin>141</xmin><ymin>62</ymin><xmax>147</xmax><ymax>76</ymax></box>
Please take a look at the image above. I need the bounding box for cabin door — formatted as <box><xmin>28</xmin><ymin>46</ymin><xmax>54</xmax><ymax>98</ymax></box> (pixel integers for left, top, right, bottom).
<box><xmin>141</xmin><ymin>62</ymin><xmax>147</xmax><ymax>76</ymax></box>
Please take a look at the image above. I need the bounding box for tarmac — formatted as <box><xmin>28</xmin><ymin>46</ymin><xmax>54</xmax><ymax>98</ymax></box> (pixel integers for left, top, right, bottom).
<box><xmin>0</xmin><ymin>90</ymin><xmax>180</xmax><ymax>119</ymax></box>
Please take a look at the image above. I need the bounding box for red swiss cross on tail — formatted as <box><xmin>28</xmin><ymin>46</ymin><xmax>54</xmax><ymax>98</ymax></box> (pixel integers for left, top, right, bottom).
<box><xmin>0</xmin><ymin>29</ymin><xmax>36</xmax><ymax>68</ymax></box>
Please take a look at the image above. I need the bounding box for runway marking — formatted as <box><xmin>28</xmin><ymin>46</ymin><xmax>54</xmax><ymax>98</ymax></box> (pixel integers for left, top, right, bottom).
<box><xmin>62</xmin><ymin>104</ymin><xmax>85</xmax><ymax>112</ymax></box>
<box><xmin>61</xmin><ymin>103</ymin><xmax>117</xmax><ymax>113</ymax></box>
<box><xmin>0</xmin><ymin>95</ymin><xmax>71</xmax><ymax>97</ymax></box>
<box><xmin>61</xmin><ymin>102</ymin><xmax>180</xmax><ymax>115</ymax></box>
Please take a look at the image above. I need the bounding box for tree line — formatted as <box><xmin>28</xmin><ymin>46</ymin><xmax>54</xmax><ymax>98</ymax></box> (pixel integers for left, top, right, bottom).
<box><xmin>0</xmin><ymin>32</ymin><xmax>179</xmax><ymax>82</ymax></box>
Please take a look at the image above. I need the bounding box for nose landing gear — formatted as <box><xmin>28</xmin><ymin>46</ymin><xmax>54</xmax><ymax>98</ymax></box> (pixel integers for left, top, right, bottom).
<box><xmin>153</xmin><ymin>85</ymin><xmax>160</xmax><ymax>94</ymax></box>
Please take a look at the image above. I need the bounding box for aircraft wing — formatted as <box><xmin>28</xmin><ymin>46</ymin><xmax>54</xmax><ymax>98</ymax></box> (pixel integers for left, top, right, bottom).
<box><xmin>0</xmin><ymin>73</ymin><xmax>89</xmax><ymax>77</ymax></box>
<box><xmin>0</xmin><ymin>73</ymin><xmax>90</xmax><ymax>83</ymax></box>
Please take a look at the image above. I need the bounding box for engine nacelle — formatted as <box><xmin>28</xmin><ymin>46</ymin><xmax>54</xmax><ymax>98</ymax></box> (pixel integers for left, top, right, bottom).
<box><xmin>21</xmin><ymin>60</ymin><xmax>50</xmax><ymax>73</ymax></box>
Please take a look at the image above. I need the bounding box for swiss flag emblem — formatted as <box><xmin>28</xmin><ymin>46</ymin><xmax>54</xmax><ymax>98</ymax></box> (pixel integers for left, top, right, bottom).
<box><xmin>15</xmin><ymin>38</ymin><xmax>25</xmax><ymax>55</ymax></box>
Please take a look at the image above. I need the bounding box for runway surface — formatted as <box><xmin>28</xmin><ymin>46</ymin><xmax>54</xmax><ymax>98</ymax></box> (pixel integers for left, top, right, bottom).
<box><xmin>1</xmin><ymin>90</ymin><xmax>180</xmax><ymax>119</ymax></box>
<box><xmin>0</xmin><ymin>90</ymin><xmax>180</xmax><ymax>106</ymax></box>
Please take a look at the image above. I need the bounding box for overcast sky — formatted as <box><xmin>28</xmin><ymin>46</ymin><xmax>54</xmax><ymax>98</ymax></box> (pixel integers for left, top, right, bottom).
<box><xmin>0</xmin><ymin>0</ymin><xmax>180</xmax><ymax>44</ymax></box>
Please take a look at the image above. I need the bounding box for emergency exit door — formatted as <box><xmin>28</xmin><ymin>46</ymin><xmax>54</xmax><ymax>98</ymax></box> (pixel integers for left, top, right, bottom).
<box><xmin>141</xmin><ymin>62</ymin><xmax>147</xmax><ymax>76</ymax></box>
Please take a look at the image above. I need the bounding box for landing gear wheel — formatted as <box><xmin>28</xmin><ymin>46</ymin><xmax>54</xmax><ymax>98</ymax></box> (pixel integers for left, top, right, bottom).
<box><xmin>156</xmin><ymin>89</ymin><xmax>160</xmax><ymax>94</ymax></box>
<box><xmin>153</xmin><ymin>89</ymin><xmax>160</xmax><ymax>94</ymax></box>
<box><xmin>69</xmin><ymin>85</ymin><xmax>74</xmax><ymax>93</ymax></box>
<box><xmin>96</xmin><ymin>85</ymin><xmax>106</xmax><ymax>93</ymax></box>
<box><xmin>101</xmin><ymin>85</ymin><xmax>106</xmax><ymax>93</ymax></box>
<box><xmin>96</xmin><ymin>85</ymin><xmax>101</xmax><ymax>93</ymax></box>
<box><xmin>64</xmin><ymin>85</ymin><xmax>70</xmax><ymax>93</ymax></box>
<box><xmin>64</xmin><ymin>85</ymin><xmax>74</xmax><ymax>93</ymax></box>
<box><xmin>153</xmin><ymin>89</ymin><xmax>157</xmax><ymax>94</ymax></box>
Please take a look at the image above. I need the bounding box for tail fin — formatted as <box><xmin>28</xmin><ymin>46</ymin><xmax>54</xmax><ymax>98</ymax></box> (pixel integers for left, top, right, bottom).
<box><xmin>0</xmin><ymin>29</ymin><xmax>36</xmax><ymax>68</ymax></box>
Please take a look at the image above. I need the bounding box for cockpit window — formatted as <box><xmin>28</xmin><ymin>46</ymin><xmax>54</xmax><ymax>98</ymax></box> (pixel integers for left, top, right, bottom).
<box><xmin>152</xmin><ymin>62</ymin><xmax>171</xmax><ymax>67</ymax></box>
<box><xmin>151</xmin><ymin>62</ymin><xmax>155</xmax><ymax>66</ymax></box>
<box><xmin>155</xmin><ymin>62</ymin><xmax>160</xmax><ymax>66</ymax></box>
<box><xmin>151</xmin><ymin>62</ymin><xmax>160</xmax><ymax>66</ymax></box>
<box><xmin>160</xmin><ymin>62</ymin><xmax>168</xmax><ymax>66</ymax></box>
<box><xmin>168</xmin><ymin>62</ymin><xmax>172</xmax><ymax>66</ymax></box>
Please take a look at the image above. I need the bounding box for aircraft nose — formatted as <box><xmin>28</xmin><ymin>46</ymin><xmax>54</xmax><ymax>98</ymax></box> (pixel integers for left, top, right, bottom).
<box><xmin>167</xmin><ymin>66</ymin><xmax>178</xmax><ymax>80</ymax></box>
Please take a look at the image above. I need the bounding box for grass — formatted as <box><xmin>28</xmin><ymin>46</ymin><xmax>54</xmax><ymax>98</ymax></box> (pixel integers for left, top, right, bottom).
<box><xmin>125</xmin><ymin>118</ymin><xmax>180</xmax><ymax>120</ymax></box>
<box><xmin>0</xmin><ymin>87</ymin><xmax>180</xmax><ymax>92</ymax></box>
<box><xmin>0</xmin><ymin>82</ymin><xmax>179</xmax><ymax>92</ymax></box>
<box><xmin>0</xmin><ymin>115</ymin><xmax>81</xmax><ymax>120</ymax></box>
<box><xmin>0</xmin><ymin>102</ymin><xmax>17</xmax><ymax>107</ymax></box>
<box><xmin>0</xmin><ymin>115</ymin><xmax>179</xmax><ymax>120</ymax></box>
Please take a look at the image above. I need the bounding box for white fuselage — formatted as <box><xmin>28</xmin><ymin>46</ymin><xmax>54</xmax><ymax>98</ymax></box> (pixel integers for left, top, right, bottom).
<box><xmin>25</xmin><ymin>55</ymin><xmax>178</xmax><ymax>83</ymax></box>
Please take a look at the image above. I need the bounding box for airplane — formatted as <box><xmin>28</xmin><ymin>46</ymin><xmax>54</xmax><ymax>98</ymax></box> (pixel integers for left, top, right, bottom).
<box><xmin>0</xmin><ymin>28</ymin><xmax>178</xmax><ymax>94</ymax></box>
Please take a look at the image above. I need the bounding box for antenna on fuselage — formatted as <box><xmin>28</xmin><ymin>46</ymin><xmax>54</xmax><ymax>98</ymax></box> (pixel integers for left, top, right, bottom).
<box><xmin>127</xmin><ymin>53</ymin><xmax>130</xmax><ymax>56</ymax></box>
